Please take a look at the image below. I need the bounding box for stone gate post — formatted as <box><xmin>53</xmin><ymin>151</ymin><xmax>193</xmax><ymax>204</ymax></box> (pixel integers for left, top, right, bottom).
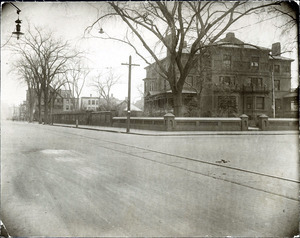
<box><xmin>164</xmin><ymin>113</ymin><xmax>175</xmax><ymax>131</ymax></box>
<box><xmin>240</xmin><ymin>114</ymin><xmax>249</xmax><ymax>131</ymax></box>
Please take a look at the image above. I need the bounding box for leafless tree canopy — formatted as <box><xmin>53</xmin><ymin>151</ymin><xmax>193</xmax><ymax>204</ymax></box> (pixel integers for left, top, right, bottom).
<box><xmin>10</xmin><ymin>26</ymin><xmax>80</xmax><ymax>123</ymax></box>
<box><xmin>65</xmin><ymin>59</ymin><xmax>90</xmax><ymax>110</ymax></box>
<box><xmin>268</xmin><ymin>1</ymin><xmax>298</xmax><ymax>50</ymax></box>
<box><xmin>90</xmin><ymin>69</ymin><xmax>120</xmax><ymax>110</ymax></box>
<box><xmin>86</xmin><ymin>1</ymin><xmax>281</xmax><ymax>116</ymax></box>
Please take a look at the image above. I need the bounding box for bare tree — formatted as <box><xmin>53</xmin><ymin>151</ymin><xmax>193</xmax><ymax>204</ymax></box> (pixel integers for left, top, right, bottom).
<box><xmin>66</xmin><ymin>60</ymin><xmax>90</xmax><ymax>110</ymax></box>
<box><xmin>268</xmin><ymin>1</ymin><xmax>298</xmax><ymax>51</ymax></box>
<box><xmin>184</xmin><ymin>52</ymin><xmax>213</xmax><ymax>117</ymax></box>
<box><xmin>90</xmin><ymin>69</ymin><xmax>120</xmax><ymax>110</ymax></box>
<box><xmin>86</xmin><ymin>1</ymin><xmax>280</xmax><ymax>116</ymax></box>
<box><xmin>11</xmin><ymin>56</ymin><xmax>43</xmax><ymax>122</ymax></box>
<box><xmin>10</xmin><ymin>26</ymin><xmax>79</xmax><ymax>123</ymax></box>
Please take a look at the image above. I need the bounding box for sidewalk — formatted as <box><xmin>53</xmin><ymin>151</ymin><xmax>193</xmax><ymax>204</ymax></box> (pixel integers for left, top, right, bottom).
<box><xmin>52</xmin><ymin>123</ymin><xmax>299</xmax><ymax>136</ymax></box>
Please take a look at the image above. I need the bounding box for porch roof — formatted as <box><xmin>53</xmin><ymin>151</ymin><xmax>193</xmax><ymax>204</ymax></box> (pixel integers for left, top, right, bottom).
<box><xmin>283</xmin><ymin>92</ymin><xmax>298</xmax><ymax>98</ymax></box>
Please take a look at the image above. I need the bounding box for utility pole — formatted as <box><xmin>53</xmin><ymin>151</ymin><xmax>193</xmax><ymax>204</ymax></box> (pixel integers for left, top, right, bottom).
<box><xmin>121</xmin><ymin>55</ymin><xmax>140</xmax><ymax>133</ymax></box>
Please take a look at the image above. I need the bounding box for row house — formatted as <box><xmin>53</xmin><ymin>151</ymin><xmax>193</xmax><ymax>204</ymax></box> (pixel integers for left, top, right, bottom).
<box><xmin>143</xmin><ymin>32</ymin><xmax>295</xmax><ymax>120</ymax></box>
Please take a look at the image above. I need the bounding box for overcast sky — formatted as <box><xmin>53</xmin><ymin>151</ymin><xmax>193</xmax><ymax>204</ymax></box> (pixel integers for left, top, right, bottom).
<box><xmin>1</xmin><ymin>2</ymin><xmax>298</xmax><ymax>108</ymax></box>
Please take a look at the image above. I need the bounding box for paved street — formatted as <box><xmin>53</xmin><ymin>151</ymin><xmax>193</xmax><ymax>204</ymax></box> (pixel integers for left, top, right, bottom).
<box><xmin>1</xmin><ymin>120</ymin><xmax>299</xmax><ymax>237</ymax></box>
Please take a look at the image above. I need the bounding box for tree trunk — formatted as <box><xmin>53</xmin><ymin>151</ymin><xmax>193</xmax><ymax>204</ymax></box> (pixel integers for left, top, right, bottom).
<box><xmin>173</xmin><ymin>90</ymin><xmax>183</xmax><ymax>117</ymax></box>
<box><xmin>38</xmin><ymin>98</ymin><xmax>42</xmax><ymax>124</ymax></box>
<box><xmin>27</xmin><ymin>88</ymin><xmax>33</xmax><ymax>122</ymax></box>
<box><xmin>196</xmin><ymin>93</ymin><xmax>202</xmax><ymax>117</ymax></box>
<box><xmin>44</xmin><ymin>88</ymin><xmax>49</xmax><ymax>124</ymax></box>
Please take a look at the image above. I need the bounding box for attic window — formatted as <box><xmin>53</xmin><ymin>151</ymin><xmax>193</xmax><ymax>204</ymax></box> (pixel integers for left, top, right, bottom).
<box><xmin>223</xmin><ymin>54</ymin><xmax>231</xmax><ymax>69</ymax></box>
<box><xmin>250</xmin><ymin>57</ymin><xmax>259</xmax><ymax>70</ymax></box>
<box><xmin>274</xmin><ymin>65</ymin><xmax>280</xmax><ymax>73</ymax></box>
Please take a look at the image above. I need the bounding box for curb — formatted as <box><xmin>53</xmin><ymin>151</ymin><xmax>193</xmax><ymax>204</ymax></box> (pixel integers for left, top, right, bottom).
<box><xmin>51</xmin><ymin>124</ymin><xmax>299</xmax><ymax>136</ymax></box>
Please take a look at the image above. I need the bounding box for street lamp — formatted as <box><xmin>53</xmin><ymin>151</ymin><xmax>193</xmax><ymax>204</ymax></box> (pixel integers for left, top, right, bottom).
<box><xmin>99</xmin><ymin>28</ymin><xmax>104</xmax><ymax>34</ymax></box>
<box><xmin>12</xmin><ymin>17</ymin><xmax>24</xmax><ymax>40</ymax></box>
<box><xmin>11</xmin><ymin>4</ymin><xmax>24</xmax><ymax>40</ymax></box>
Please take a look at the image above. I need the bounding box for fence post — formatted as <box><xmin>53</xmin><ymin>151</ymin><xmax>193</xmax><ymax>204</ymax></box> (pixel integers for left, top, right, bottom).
<box><xmin>240</xmin><ymin>114</ymin><xmax>249</xmax><ymax>131</ymax></box>
<box><xmin>164</xmin><ymin>113</ymin><xmax>175</xmax><ymax>131</ymax></box>
<box><xmin>110</xmin><ymin>110</ymin><xmax>116</xmax><ymax>126</ymax></box>
<box><xmin>76</xmin><ymin>115</ymin><xmax>78</xmax><ymax>128</ymax></box>
<box><xmin>259</xmin><ymin>114</ymin><xmax>269</xmax><ymax>131</ymax></box>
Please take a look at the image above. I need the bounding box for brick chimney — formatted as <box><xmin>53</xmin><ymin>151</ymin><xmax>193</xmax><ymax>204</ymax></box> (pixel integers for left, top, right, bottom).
<box><xmin>226</xmin><ymin>32</ymin><xmax>235</xmax><ymax>39</ymax></box>
<box><xmin>272</xmin><ymin>42</ymin><xmax>281</xmax><ymax>56</ymax></box>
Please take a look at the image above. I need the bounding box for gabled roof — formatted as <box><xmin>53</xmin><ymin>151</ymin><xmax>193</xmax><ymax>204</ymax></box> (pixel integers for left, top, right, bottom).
<box><xmin>117</xmin><ymin>101</ymin><xmax>142</xmax><ymax>111</ymax></box>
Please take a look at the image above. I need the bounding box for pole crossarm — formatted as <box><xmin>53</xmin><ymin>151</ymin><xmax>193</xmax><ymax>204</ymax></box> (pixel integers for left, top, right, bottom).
<box><xmin>121</xmin><ymin>55</ymin><xmax>140</xmax><ymax>133</ymax></box>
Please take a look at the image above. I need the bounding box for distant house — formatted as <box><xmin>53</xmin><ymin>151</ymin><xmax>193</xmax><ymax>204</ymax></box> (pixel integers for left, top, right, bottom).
<box><xmin>60</xmin><ymin>90</ymin><xmax>76</xmax><ymax>111</ymax></box>
<box><xmin>81</xmin><ymin>94</ymin><xmax>123</xmax><ymax>111</ymax></box>
<box><xmin>116</xmin><ymin>100</ymin><xmax>143</xmax><ymax>117</ymax></box>
<box><xmin>80</xmin><ymin>95</ymin><xmax>99</xmax><ymax>111</ymax></box>
<box><xmin>26</xmin><ymin>87</ymin><xmax>75</xmax><ymax>122</ymax></box>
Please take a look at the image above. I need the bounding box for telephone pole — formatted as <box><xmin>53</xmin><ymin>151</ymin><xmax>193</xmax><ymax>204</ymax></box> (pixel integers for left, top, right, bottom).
<box><xmin>121</xmin><ymin>55</ymin><xmax>140</xmax><ymax>133</ymax></box>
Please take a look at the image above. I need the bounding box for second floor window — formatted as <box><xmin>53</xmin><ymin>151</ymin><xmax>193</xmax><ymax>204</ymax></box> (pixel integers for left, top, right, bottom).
<box><xmin>88</xmin><ymin>100</ymin><xmax>91</xmax><ymax>105</ymax></box>
<box><xmin>92</xmin><ymin>100</ymin><xmax>95</xmax><ymax>105</ymax></box>
<box><xmin>223</xmin><ymin>54</ymin><xmax>231</xmax><ymax>69</ymax></box>
<box><xmin>274</xmin><ymin>64</ymin><xmax>280</xmax><ymax>73</ymax></box>
<box><xmin>250</xmin><ymin>57</ymin><xmax>259</xmax><ymax>70</ymax></box>
<box><xmin>149</xmin><ymin>81</ymin><xmax>155</xmax><ymax>91</ymax></box>
<box><xmin>251</xmin><ymin>78</ymin><xmax>263</xmax><ymax>87</ymax></box>
<box><xmin>219</xmin><ymin>76</ymin><xmax>235</xmax><ymax>85</ymax></box>
<box><xmin>274</xmin><ymin>80</ymin><xmax>280</xmax><ymax>91</ymax></box>
<box><xmin>284</xmin><ymin>65</ymin><xmax>290</xmax><ymax>73</ymax></box>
